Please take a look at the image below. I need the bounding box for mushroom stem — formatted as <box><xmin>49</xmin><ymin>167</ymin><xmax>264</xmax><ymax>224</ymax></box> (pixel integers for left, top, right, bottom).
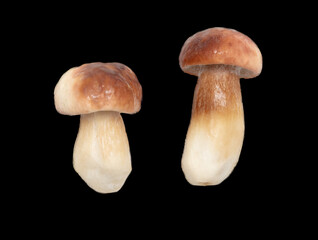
<box><xmin>73</xmin><ymin>111</ymin><xmax>131</xmax><ymax>193</ymax></box>
<box><xmin>181</xmin><ymin>66</ymin><xmax>245</xmax><ymax>185</ymax></box>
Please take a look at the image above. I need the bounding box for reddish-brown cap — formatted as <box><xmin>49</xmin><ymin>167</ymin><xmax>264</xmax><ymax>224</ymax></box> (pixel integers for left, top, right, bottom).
<box><xmin>54</xmin><ymin>62</ymin><xmax>142</xmax><ymax>115</ymax></box>
<box><xmin>179</xmin><ymin>27</ymin><xmax>262</xmax><ymax>78</ymax></box>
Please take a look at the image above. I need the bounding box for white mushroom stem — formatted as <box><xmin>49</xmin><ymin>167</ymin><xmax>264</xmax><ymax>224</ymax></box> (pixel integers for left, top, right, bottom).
<box><xmin>181</xmin><ymin>66</ymin><xmax>245</xmax><ymax>186</ymax></box>
<box><xmin>73</xmin><ymin>111</ymin><xmax>131</xmax><ymax>193</ymax></box>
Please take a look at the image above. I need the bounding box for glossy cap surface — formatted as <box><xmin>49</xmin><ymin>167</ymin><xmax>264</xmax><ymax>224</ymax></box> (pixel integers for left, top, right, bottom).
<box><xmin>179</xmin><ymin>27</ymin><xmax>262</xmax><ymax>78</ymax></box>
<box><xmin>54</xmin><ymin>62</ymin><xmax>142</xmax><ymax>115</ymax></box>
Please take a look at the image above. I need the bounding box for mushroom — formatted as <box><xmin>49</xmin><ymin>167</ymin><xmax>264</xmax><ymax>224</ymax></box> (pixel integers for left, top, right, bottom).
<box><xmin>179</xmin><ymin>27</ymin><xmax>262</xmax><ymax>186</ymax></box>
<box><xmin>54</xmin><ymin>62</ymin><xmax>142</xmax><ymax>193</ymax></box>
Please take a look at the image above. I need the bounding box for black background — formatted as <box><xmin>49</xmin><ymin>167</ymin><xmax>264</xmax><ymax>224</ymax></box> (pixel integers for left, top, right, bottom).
<box><xmin>8</xmin><ymin>3</ymin><xmax>310</xmax><ymax>235</ymax></box>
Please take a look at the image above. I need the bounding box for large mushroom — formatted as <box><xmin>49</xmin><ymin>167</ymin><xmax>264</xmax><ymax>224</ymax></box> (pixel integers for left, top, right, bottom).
<box><xmin>54</xmin><ymin>62</ymin><xmax>142</xmax><ymax>193</ymax></box>
<box><xmin>179</xmin><ymin>27</ymin><xmax>262</xmax><ymax>186</ymax></box>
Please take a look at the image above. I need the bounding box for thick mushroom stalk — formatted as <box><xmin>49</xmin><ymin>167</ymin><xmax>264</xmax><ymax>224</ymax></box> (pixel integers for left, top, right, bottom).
<box><xmin>73</xmin><ymin>111</ymin><xmax>131</xmax><ymax>193</ymax></box>
<box><xmin>181</xmin><ymin>66</ymin><xmax>244</xmax><ymax>185</ymax></box>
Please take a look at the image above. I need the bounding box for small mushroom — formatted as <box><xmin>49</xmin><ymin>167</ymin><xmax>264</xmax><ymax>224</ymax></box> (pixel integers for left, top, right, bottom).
<box><xmin>179</xmin><ymin>27</ymin><xmax>262</xmax><ymax>186</ymax></box>
<box><xmin>54</xmin><ymin>62</ymin><xmax>142</xmax><ymax>193</ymax></box>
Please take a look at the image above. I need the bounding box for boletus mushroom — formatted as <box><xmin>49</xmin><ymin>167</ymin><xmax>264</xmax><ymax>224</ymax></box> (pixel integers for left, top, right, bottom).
<box><xmin>54</xmin><ymin>62</ymin><xmax>142</xmax><ymax>193</ymax></box>
<box><xmin>179</xmin><ymin>27</ymin><xmax>262</xmax><ymax>186</ymax></box>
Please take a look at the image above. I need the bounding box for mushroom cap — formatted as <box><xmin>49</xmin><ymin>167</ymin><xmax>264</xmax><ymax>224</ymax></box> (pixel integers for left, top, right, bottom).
<box><xmin>179</xmin><ymin>27</ymin><xmax>262</xmax><ymax>78</ymax></box>
<box><xmin>54</xmin><ymin>62</ymin><xmax>142</xmax><ymax>115</ymax></box>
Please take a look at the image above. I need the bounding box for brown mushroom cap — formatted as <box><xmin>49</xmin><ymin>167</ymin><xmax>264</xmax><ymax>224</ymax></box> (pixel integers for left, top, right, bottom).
<box><xmin>54</xmin><ymin>62</ymin><xmax>142</xmax><ymax>115</ymax></box>
<box><xmin>179</xmin><ymin>27</ymin><xmax>262</xmax><ymax>78</ymax></box>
